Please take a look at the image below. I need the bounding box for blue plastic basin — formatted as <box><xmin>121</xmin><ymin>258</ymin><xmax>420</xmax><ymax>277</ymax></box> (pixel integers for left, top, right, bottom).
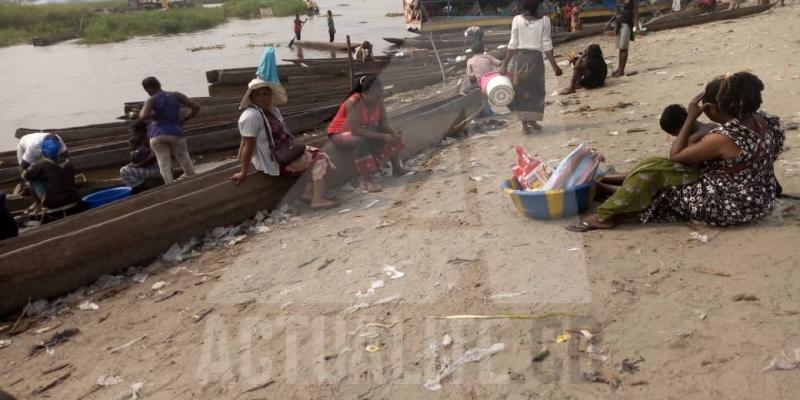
<box><xmin>500</xmin><ymin>179</ymin><xmax>597</xmax><ymax>220</ymax></box>
<box><xmin>82</xmin><ymin>186</ymin><xmax>133</xmax><ymax>209</ymax></box>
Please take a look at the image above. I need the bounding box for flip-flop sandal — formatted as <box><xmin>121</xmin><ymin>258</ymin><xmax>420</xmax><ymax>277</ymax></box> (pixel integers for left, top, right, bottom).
<box><xmin>565</xmin><ymin>220</ymin><xmax>603</xmax><ymax>233</ymax></box>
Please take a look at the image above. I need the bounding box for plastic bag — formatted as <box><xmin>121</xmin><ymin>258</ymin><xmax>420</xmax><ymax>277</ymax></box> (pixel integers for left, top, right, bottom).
<box><xmin>424</xmin><ymin>343</ymin><xmax>505</xmax><ymax>391</ymax></box>
<box><xmin>512</xmin><ymin>146</ymin><xmax>550</xmax><ymax>190</ymax></box>
<box><xmin>542</xmin><ymin>143</ymin><xmax>602</xmax><ymax>191</ymax></box>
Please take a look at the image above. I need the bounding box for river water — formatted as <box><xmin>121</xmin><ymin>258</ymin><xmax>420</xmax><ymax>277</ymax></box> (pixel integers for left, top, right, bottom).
<box><xmin>0</xmin><ymin>0</ymin><xmax>408</xmax><ymax>150</ymax></box>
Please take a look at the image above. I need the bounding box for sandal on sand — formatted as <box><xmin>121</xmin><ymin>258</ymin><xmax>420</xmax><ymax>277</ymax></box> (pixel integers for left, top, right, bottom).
<box><xmin>565</xmin><ymin>220</ymin><xmax>607</xmax><ymax>232</ymax></box>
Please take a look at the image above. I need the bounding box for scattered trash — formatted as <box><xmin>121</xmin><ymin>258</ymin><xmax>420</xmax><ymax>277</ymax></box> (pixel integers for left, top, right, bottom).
<box><xmin>151</xmin><ymin>281</ymin><xmax>169</xmax><ymax>291</ymax></box>
<box><xmin>130</xmin><ymin>382</ymin><xmax>145</xmax><ymax>400</ymax></box>
<box><xmin>442</xmin><ymin>334</ymin><xmax>453</xmax><ymax>348</ymax></box>
<box><xmin>587</xmin><ymin>343</ymin><xmax>609</xmax><ymax>362</ymax></box>
<box><xmin>338</xmin><ymin>208</ymin><xmax>352</xmax><ymax>214</ymax></box>
<box><xmin>317</xmin><ymin>258</ymin><xmax>335</xmax><ymax>271</ymax></box>
<box><xmin>132</xmin><ymin>273</ymin><xmax>149</xmax><ymax>284</ymax></box>
<box><xmin>29</xmin><ymin>328</ymin><xmax>80</xmax><ymax>357</ymax></box>
<box><xmin>532</xmin><ymin>348</ymin><xmax>550</xmax><ymax>362</ymax></box>
<box><xmin>154</xmin><ymin>290</ymin><xmax>182</xmax><ymax>303</ymax></box>
<box><xmin>297</xmin><ymin>256</ymin><xmax>319</xmax><ymax>269</ymax></box>
<box><xmin>364</xmin><ymin>199</ymin><xmax>381</xmax><ymax>209</ymax></box>
<box><xmin>109</xmin><ymin>335</ymin><xmax>147</xmax><ymax>354</ymax></box>
<box><xmin>430</xmin><ymin>312</ymin><xmax>576</xmax><ymax>320</ymax></box>
<box><xmin>0</xmin><ymin>339</ymin><xmax>11</xmax><ymax>349</ymax></box>
<box><xmin>382</xmin><ymin>265</ymin><xmax>405</xmax><ymax>279</ymax></box>
<box><xmin>693</xmin><ymin>267</ymin><xmax>730</xmax><ymax>277</ymax></box>
<box><xmin>365</xmin><ymin>344</ymin><xmax>381</xmax><ymax>353</ymax></box>
<box><xmin>78</xmin><ymin>301</ymin><xmax>99</xmax><ymax>311</ymax></box>
<box><xmin>162</xmin><ymin>243</ymin><xmax>186</xmax><ymax>263</ymax></box>
<box><xmin>355</xmin><ymin>280</ymin><xmax>385</xmax><ymax>297</ymax></box>
<box><xmin>762</xmin><ymin>348</ymin><xmax>800</xmax><ymax>372</ymax></box>
<box><xmin>469</xmin><ymin>176</ymin><xmax>484</xmax><ymax>182</ymax></box>
<box><xmin>580</xmin><ymin>330</ymin><xmax>594</xmax><ymax>340</ymax></box>
<box><xmin>97</xmin><ymin>375</ymin><xmax>123</xmax><ymax>386</ymax></box>
<box><xmin>689</xmin><ymin>232</ymin><xmax>709</xmax><ymax>243</ymax></box>
<box><xmin>424</xmin><ymin>343</ymin><xmax>505</xmax><ymax>391</ymax></box>
<box><xmin>485</xmin><ymin>291</ymin><xmax>527</xmax><ymax>300</ymax></box>
<box><xmin>692</xmin><ymin>309</ymin><xmax>707</xmax><ymax>320</ymax></box>
<box><xmin>25</xmin><ymin>299</ymin><xmax>52</xmax><ymax>317</ymax></box>
<box><xmin>447</xmin><ymin>257</ymin><xmax>478</xmax><ymax>264</ymax></box>
<box><xmin>620</xmin><ymin>357</ymin><xmax>644</xmax><ymax>373</ymax></box>
<box><xmin>732</xmin><ymin>293</ymin><xmax>759</xmax><ymax>302</ymax></box>
<box><xmin>582</xmin><ymin>369</ymin><xmax>620</xmax><ymax>387</ymax></box>
<box><xmin>35</xmin><ymin>326</ymin><xmax>57</xmax><ymax>335</ymax></box>
<box><xmin>342</xmin><ymin>296</ymin><xmax>403</xmax><ymax>314</ymax></box>
<box><xmin>556</xmin><ymin>333</ymin><xmax>572</xmax><ymax>344</ymax></box>
<box><xmin>193</xmin><ymin>308</ymin><xmax>214</xmax><ymax>323</ymax></box>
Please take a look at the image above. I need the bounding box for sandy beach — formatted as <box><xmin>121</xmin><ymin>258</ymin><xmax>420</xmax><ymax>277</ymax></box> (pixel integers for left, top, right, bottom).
<box><xmin>1</xmin><ymin>5</ymin><xmax>799</xmax><ymax>399</ymax></box>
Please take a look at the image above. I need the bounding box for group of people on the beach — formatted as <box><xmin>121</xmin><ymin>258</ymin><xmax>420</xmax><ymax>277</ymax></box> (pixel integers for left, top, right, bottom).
<box><xmin>462</xmin><ymin>0</ymin><xmax>786</xmax><ymax>230</ymax></box>
<box><xmin>5</xmin><ymin>0</ymin><xmax>789</xmax><ymax>240</ymax></box>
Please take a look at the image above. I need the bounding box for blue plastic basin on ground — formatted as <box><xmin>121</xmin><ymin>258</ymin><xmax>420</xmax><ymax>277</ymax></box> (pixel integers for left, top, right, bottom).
<box><xmin>500</xmin><ymin>179</ymin><xmax>597</xmax><ymax>220</ymax></box>
<box><xmin>82</xmin><ymin>186</ymin><xmax>133</xmax><ymax>209</ymax></box>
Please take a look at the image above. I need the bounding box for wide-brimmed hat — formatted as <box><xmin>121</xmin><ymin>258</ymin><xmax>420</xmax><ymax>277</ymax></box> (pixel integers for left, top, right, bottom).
<box><xmin>239</xmin><ymin>78</ymin><xmax>288</xmax><ymax>110</ymax></box>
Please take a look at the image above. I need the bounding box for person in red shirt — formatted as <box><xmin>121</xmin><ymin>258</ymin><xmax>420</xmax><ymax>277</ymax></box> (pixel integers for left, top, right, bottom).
<box><xmin>293</xmin><ymin>13</ymin><xmax>307</xmax><ymax>41</ymax></box>
<box><xmin>327</xmin><ymin>76</ymin><xmax>408</xmax><ymax>192</ymax></box>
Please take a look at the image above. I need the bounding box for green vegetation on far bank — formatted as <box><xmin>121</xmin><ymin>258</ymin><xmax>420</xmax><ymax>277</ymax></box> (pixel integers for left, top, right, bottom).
<box><xmin>0</xmin><ymin>0</ymin><xmax>306</xmax><ymax>47</ymax></box>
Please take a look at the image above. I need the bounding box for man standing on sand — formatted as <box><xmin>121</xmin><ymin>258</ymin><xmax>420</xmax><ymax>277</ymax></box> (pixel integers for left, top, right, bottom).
<box><xmin>327</xmin><ymin>10</ymin><xmax>336</xmax><ymax>43</ymax></box>
<box><xmin>605</xmin><ymin>0</ymin><xmax>638</xmax><ymax>77</ymax></box>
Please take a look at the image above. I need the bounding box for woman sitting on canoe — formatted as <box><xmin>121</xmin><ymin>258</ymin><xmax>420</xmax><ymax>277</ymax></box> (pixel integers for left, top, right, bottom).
<box><xmin>327</xmin><ymin>75</ymin><xmax>408</xmax><ymax>192</ymax></box>
<box><xmin>568</xmin><ymin>72</ymin><xmax>784</xmax><ymax>231</ymax></box>
<box><xmin>231</xmin><ymin>77</ymin><xmax>336</xmax><ymax>209</ymax></box>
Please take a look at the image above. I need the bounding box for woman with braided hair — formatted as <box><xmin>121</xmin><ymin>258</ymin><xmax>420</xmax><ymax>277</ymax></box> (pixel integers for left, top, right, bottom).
<box><xmin>568</xmin><ymin>72</ymin><xmax>784</xmax><ymax>231</ymax></box>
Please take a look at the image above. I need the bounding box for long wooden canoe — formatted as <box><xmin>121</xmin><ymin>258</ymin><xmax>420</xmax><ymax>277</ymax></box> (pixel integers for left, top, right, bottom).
<box><xmin>289</xmin><ymin>40</ymin><xmax>352</xmax><ymax>52</ymax></box>
<box><xmin>644</xmin><ymin>3</ymin><xmax>775</xmax><ymax>32</ymax></box>
<box><xmin>0</xmin><ymin>88</ymin><xmax>482</xmax><ymax>317</ymax></box>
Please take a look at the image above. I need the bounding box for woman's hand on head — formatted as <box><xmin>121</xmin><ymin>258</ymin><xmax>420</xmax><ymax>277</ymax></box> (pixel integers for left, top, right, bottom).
<box><xmin>687</xmin><ymin>92</ymin><xmax>707</xmax><ymax>119</ymax></box>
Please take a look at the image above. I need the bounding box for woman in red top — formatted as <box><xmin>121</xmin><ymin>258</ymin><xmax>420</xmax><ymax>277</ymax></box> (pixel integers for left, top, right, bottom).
<box><xmin>327</xmin><ymin>76</ymin><xmax>408</xmax><ymax>192</ymax></box>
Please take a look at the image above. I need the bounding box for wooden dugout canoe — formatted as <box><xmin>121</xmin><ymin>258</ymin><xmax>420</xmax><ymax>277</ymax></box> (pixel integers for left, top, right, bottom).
<box><xmin>643</xmin><ymin>3</ymin><xmax>775</xmax><ymax>32</ymax></box>
<box><xmin>0</xmin><ymin>88</ymin><xmax>483</xmax><ymax>317</ymax></box>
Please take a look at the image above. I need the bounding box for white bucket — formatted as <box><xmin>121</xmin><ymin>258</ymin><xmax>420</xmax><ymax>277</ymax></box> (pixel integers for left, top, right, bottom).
<box><xmin>485</xmin><ymin>74</ymin><xmax>514</xmax><ymax>107</ymax></box>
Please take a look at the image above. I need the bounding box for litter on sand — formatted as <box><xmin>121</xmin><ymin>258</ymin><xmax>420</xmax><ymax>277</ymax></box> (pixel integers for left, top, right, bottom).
<box><xmin>365</xmin><ymin>344</ymin><xmax>381</xmax><ymax>353</ymax></box>
<box><xmin>29</xmin><ymin>328</ymin><xmax>80</xmax><ymax>357</ymax></box>
<box><xmin>556</xmin><ymin>333</ymin><xmax>572</xmax><ymax>344</ymax></box>
<box><xmin>109</xmin><ymin>335</ymin><xmax>147</xmax><ymax>354</ymax></box>
<box><xmin>355</xmin><ymin>280</ymin><xmax>385</xmax><ymax>297</ymax></box>
<box><xmin>382</xmin><ymin>265</ymin><xmax>406</xmax><ymax>279</ymax></box>
<box><xmin>429</xmin><ymin>312</ymin><xmax>576</xmax><ymax>320</ymax></box>
<box><xmin>424</xmin><ymin>343</ymin><xmax>505</xmax><ymax>391</ymax></box>
<box><xmin>78</xmin><ymin>301</ymin><xmax>99</xmax><ymax>311</ymax></box>
<box><xmin>96</xmin><ymin>375</ymin><xmax>123</xmax><ymax>386</ymax></box>
<box><xmin>130</xmin><ymin>382</ymin><xmax>145</xmax><ymax>400</ymax></box>
<box><xmin>0</xmin><ymin>339</ymin><xmax>11</xmax><ymax>349</ymax></box>
<box><xmin>762</xmin><ymin>348</ymin><xmax>800</xmax><ymax>372</ymax></box>
<box><xmin>485</xmin><ymin>291</ymin><xmax>527</xmax><ymax>300</ymax></box>
<box><xmin>532</xmin><ymin>348</ymin><xmax>550</xmax><ymax>362</ymax></box>
<box><xmin>151</xmin><ymin>281</ymin><xmax>169</xmax><ymax>290</ymax></box>
<box><xmin>689</xmin><ymin>232</ymin><xmax>709</xmax><ymax>243</ymax></box>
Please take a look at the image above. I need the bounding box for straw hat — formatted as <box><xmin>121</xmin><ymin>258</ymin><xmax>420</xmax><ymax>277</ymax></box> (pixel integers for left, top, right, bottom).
<box><xmin>239</xmin><ymin>78</ymin><xmax>288</xmax><ymax>110</ymax></box>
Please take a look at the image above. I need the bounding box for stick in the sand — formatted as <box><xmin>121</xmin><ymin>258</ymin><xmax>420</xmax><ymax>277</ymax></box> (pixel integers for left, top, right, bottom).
<box><xmin>346</xmin><ymin>35</ymin><xmax>354</xmax><ymax>91</ymax></box>
<box><xmin>429</xmin><ymin>312</ymin><xmax>577</xmax><ymax>320</ymax></box>
<box><xmin>427</xmin><ymin>31</ymin><xmax>447</xmax><ymax>83</ymax></box>
<box><xmin>694</xmin><ymin>267</ymin><xmax>731</xmax><ymax>277</ymax></box>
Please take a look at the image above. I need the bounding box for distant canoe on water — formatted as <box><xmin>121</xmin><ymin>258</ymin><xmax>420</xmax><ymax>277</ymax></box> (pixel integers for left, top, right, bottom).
<box><xmin>289</xmin><ymin>40</ymin><xmax>352</xmax><ymax>52</ymax></box>
<box><xmin>31</xmin><ymin>31</ymin><xmax>80</xmax><ymax>46</ymax></box>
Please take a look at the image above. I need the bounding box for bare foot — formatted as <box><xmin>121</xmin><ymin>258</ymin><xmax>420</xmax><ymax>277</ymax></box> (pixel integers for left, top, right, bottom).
<box><xmin>363</xmin><ymin>181</ymin><xmax>383</xmax><ymax>192</ymax></box>
<box><xmin>611</xmin><ymin>70</ymin><xmax>624</xmax><ymax>78</ymax></box>
<box><xmin>310</xmin><ymin>198</ymin><xmax>338</xmax><ymax>209</ymax></box>
<box><xmin>558</xmin><ymin>87</ymin><xmax>576</xmax><ymax>95</ymax></box>
<box><xmin>528</xmin><ymin>121</ymin><xmax>542</xmax><ymax>132</ymax></box>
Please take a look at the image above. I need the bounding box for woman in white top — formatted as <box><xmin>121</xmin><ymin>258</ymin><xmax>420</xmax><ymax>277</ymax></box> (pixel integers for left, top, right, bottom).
<box><xmin>500</xmin><ymin>0</ymin><xmax>563</xmax><ymax>134</ymax></box>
